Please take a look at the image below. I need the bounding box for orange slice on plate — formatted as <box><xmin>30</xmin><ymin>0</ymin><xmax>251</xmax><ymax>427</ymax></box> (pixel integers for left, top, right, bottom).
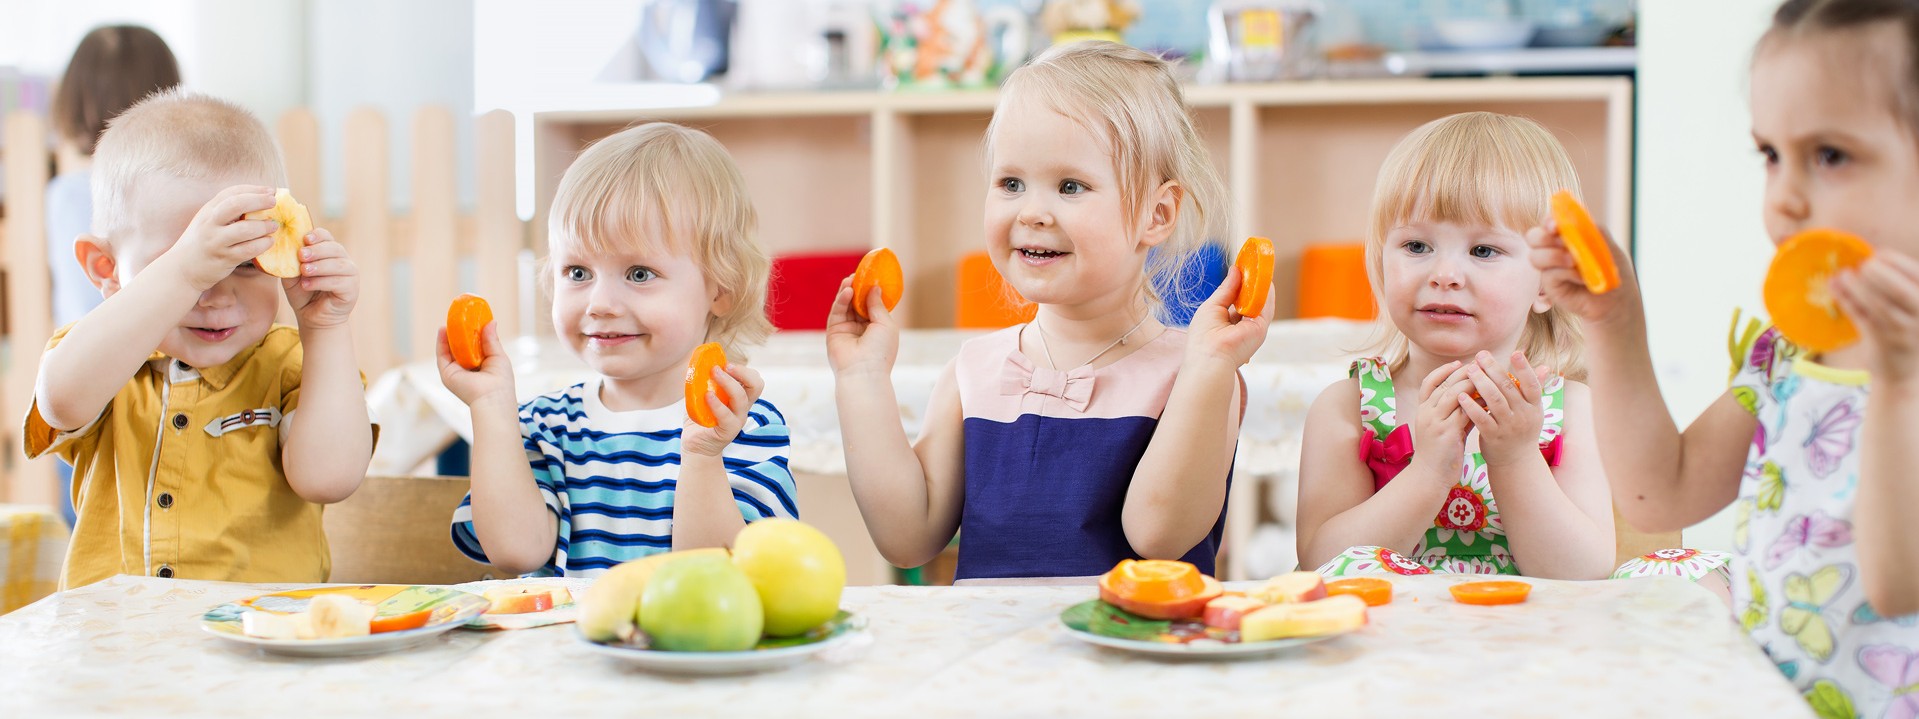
<box><xmin>1326</xmin><ymin>577</ymin><xmax>1394</xmax><ymax>607</ymax></box>
<box><xmin>685</xmin><ymin>342</ymin><xmax>731</xmax><ymax>428</ymax></box>
<box><xmin>1234</xmin><ymin>237</ymin><xmax>1275</xmax><ymax>318</ymax></box>
<box><xmin>1550</xmin><ymin>190</ymin><xmax>1620</xmax><ymax>294</ymax></box>
<box><xmin>1764</xmin><ymin>229</ymin><xmax>1873</xmax><ymax>353</ymax></box>
<box><xmin>1450</xmin><ymin>580</ymin><xmax>1532</xmax><ymax>606</ymax></box>
<box><xmin>446</xmin><ymin>294</ymin><xmax>494</xmax><ymax>370</ymax></box>
<box><xmin>851</xmin><ymin>247</ymin><xmax>904</xmax><ymax>320</ymax></box>
<box><xmin>244</xmin><ymin>188</ymin><xmax>314</xmax><ymax>279</ymax></box>
<box><xmin>369</xmin><ymin>608</ymin><xmax>433</xmax><ymax>634</ymax></box>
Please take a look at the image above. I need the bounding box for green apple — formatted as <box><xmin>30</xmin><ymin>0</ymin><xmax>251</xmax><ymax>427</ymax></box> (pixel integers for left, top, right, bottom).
<box><xmin>731</xmin><ymin>519</ymin><xmax>846</xmax><ymax>637</ymax></box>
<box><xmin>638</xmin><ymin>554</ymin><xmax>763</xmax><ymax>652</ymax></box>
<box><xmin>577</xmin><ymin>547</ymin><xmax>729</xmax><ymax>643</ymax></box>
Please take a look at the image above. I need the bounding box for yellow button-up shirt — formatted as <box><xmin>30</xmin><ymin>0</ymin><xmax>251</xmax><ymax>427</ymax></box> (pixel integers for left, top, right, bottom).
<box><xmin>25</xmin><ymin>324</ymin><xmax>329</xmax><ymax>589</ymax></box>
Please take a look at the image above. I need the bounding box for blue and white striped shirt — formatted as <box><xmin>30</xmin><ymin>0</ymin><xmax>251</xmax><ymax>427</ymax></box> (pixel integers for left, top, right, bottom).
<box><xmin>451</xmin><ymin>380</ymin><xmax>798</xmax><ymax>577</ymax></box>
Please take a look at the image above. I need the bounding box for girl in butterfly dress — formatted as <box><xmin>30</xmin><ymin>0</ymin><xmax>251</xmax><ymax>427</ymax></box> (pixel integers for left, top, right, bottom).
<box><xmin>1530</xmin><ymin>1</ymin><xmax>1919</xmax><ymax>714</ymax></box>
<box><xmin>1296</xmin><ymin>112</ymin><xmax>1729</xmax><ymax>588</ymax></box>
<box><xmin>827</xmin><ymin>42</ymin><xmax>1266</xmax><ymax>582</ymax></box>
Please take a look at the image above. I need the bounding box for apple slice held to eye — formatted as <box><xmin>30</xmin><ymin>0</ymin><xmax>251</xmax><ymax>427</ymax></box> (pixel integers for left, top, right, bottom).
<box><xmin>244</xmin><ymin>188</ymin><xmax>313</xmax><ymax>279</ymax></box>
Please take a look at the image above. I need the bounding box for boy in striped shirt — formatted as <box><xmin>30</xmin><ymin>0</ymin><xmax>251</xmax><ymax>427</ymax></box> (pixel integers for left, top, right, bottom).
<box><xmin>442</xmin><ymin>123</ymin><xmax>795</xmax><ymax>577</ymax></box>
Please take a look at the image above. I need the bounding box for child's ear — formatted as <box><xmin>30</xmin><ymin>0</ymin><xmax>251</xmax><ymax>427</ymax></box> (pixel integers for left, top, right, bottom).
<box><xmin>708</xmin><ymin>281</ymin><xmax>737</xmax><ymax>320</ymax></box>
<box><xmin>1533</xmin><ymin>288</ymin><xmax>1553</xmax><ymax>314</ymax></box>
<box><xmin>74</xmin><ymin>235</ymin><xmax>121</xmax><ymax>296</ymax></box>
<box><xmin>1139</xmin><ymin>180</ymin><xmax>1184</xmax><ymax>249</ymax></box>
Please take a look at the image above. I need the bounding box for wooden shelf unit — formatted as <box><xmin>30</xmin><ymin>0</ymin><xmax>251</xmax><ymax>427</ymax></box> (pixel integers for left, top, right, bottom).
<box><xmin>533</xmin><ymin>76</ymin><xmax>1632</xmax><ymax>327</ymax></box>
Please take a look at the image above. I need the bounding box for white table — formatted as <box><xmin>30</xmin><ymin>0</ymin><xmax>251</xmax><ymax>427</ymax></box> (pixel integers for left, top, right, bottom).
<box><xmin>0</xmin><ymin>575</ymin><xmax>1805</xmax><ymax>717</ymax></box>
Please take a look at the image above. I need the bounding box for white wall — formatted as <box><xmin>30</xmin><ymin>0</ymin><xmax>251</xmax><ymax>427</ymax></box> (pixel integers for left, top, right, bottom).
<box><xmin>1636</xmin><ymin>0</ymin><xmax>1778</xmax><ymax>550</ymax></box>
<box><xmin>307</xmin><ymin>0</ymin><xmax>475</xmax><ymax>215</ymax></box>
<box><xmin>0</xmin><ymin>0</ymin><xmax>305</xmax><ymax>122</ymax></box>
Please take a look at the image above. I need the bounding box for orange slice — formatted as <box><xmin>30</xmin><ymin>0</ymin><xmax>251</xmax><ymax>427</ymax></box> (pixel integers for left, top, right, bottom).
<box><xmin>1764</xmin><ymin>229</ymin><xmax>1873</xmax><ymax>353</ymax></box>
<box><xmin>851</xmin><ymin>247</ymin><xmax>904</xmax><ymax>320</ymax></box>
<box><xmin>244</xmin><ymin>188</ymin><xmax>314</xmax><ymax>278</ymax></box>
<box><xmin>1097</xmin><ymin>559</ymin><xmax>1223</xmax><ymax>620</ymax></box>
<box><xmin>1326</xmin><ymin>577</ymin><xmax>1394</xmax><ymax>607</ymax></box>
<box><xmin>1449</xmin><ymin>580</ymin><xmax>1532</xmax><ymax>606</ymax></box>
<box><xmin>684</xmin><ymin>342</ymin><xmax>731</xmax><ymax>428</ymax></box>
<box><xmin>1550</xmin><ymin>190</ymin><xmax>1620</xmax><ymax>294</ymax></box>
<box><xmin>1234</xmin><ymin>237</ymin><xmax>1275</xmax><ymax>318</ymax></box>
<box><xmin>369</xmin><ymin>608</ymin><xmax>433</xmax><ymax>634</ymax></box>
<box><xmin>446</xmin><ymin>294</ymin><xmax>494</xmax><ymax>371</ymax></box>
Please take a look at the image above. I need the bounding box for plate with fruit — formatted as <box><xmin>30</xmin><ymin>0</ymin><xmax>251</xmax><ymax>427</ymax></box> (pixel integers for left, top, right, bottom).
<box><xmin>452</xmin><ymin>577</ymin><xmax>590</xmax><ymax>630</ymax></box>
<box><xmin>575</xmin><ymin>520</ymin><xmax>867</xmax><ymax>675</ymax></box>
<box><xmin>201</xmin><ymin>585</ymin><xmax>490</xmax><ymax>657</ymax></box>
<box><xmin>1059</xmin><ymin>561</ymin><xmax>1375</xmax><ymax>659</ymax></box>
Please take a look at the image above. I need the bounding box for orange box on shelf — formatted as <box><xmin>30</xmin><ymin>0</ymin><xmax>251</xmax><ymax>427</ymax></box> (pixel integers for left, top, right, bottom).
<box><xmin>955</xmin><ymin>252</ymin><xmax>1037</xmax><ymax>328</ymax></box>
<box><xmin>1297</xmin><ymin>243</ymin><xmax>1375</xmax><ymax>320</ymax></box>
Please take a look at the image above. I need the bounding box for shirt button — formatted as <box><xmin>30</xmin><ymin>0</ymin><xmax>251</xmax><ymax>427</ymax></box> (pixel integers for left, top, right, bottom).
<box><xmin>171</xmin><ymin>413</ymin><xmax>188</xmax><ymax>429</ymax></box>
<box><xmin>156</xmin><ymin>565</ymin><xmax>174</xmax><ymax>578</ymax></box>
<box><xmin>157</xmin><ymin>492</ymin><xmax>174</xmax><ymax>509</ymax></box>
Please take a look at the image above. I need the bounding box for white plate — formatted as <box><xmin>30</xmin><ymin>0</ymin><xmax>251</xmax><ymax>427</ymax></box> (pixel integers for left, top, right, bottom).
<box><xmin>576</xmin><ymin>614</ymin><xmax>867</xmax><ymax>675</ymax></box>
<box><xmin>1062</xmin><ymin>626</ymin><xmax>1340</xmax><ymax>659</ymax></box>
<box><xmin>201</xmin><ymin>585</ymin><xmax>491</xmax><ymax>657</ymax></box>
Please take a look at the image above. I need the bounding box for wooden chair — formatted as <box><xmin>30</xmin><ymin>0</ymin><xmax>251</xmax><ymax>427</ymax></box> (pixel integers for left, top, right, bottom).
<box><xmin>323</xmin><ymin>475</ymin><xmax>498</xmax><ymax>584</ymax></box>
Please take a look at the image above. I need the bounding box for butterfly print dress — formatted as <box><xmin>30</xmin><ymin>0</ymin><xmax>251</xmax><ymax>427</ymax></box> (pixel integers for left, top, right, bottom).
<box><xmin>1728</xmin><ymin>315</ymin><xmax>1919</xmax><ymax>718</ymax></box>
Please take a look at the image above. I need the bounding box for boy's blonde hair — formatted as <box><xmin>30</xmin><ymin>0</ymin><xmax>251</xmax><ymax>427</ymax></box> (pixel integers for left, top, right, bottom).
<box><xmin>91</xmin><ymin>88</ymin><xmax>286</xmax><ymax>241</ymax></box>
<box><xmin>987</xmin><ymin>41</ymin><xmax>1231</xmax><ymax>316</ymax></box>
<box><xmin>547</xmin><ymin>122</ymin><xmax>772</xmax><ymax>353</ymax></box>
<box><xmin>1365</xmin><ymin>111</ymin><xmax>1587</xmax><ymax>380</ymax></box>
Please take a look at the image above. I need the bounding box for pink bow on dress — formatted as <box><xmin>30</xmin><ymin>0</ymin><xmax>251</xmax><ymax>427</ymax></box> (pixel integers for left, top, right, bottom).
<box><xmin>999</xmin><ymin>353</ymin><xmax>1094</xmax><ymax>412</ymax></box>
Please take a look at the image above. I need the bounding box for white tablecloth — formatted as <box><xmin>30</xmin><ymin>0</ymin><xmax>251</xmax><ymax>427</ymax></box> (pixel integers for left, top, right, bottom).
<box><xmin>368</xmin><ymin>321</ymin><xmax>1379</xmax><ymax>478</ymax></box>
<box><xmin>0</xmin><ymin>575</ymin><xmax>1804</xmax><ymax>717</ymax></box>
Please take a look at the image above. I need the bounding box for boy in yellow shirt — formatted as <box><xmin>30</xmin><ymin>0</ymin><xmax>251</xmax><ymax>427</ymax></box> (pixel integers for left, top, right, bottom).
<box><xmin>25</xmin><ymin>89</ymin><xmax>373</xmax><ymax>588</ymax></box>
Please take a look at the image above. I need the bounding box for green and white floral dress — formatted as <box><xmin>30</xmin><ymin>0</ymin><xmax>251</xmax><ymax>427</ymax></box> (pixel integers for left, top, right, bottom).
<box><xmin>1317</xmin><ymin>357</ymin><xmax>1731</xmax><ymax>582</ymax></box>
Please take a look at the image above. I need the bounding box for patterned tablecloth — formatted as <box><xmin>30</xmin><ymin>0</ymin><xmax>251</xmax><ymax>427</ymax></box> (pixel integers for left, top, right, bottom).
<box><xmin>0</xmin><ymin>504</ymin><xmax>68</xmax><ymax>614</ymax></box>
<box><xmin>367</xmin><ymin>321</ymin><xmax>1379</xmax><ymax>478</ymax></box>
<box><xmin>0</xmin><ymin>574</ymin><xmax>1806</xmax><ymax>717</ymax></box>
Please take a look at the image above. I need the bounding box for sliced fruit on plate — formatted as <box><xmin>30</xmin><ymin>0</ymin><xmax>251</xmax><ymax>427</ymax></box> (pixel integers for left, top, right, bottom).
<box><xmin>369</xmin><ymin>608</ymin><xmax>434</xmax><ymax>634</ymax></box>
<box><xmin>484</xmin><ymin>585</ymin><xmax>564</xmax><ymax>615</ymax></box>
<box><xmin>242</xmin><ymin>610</ymin><xmax>314</xmax><ymax>640</ymax></box>
<box><xmin>1449</xmin><ymin>580</ymin><xmax>1532</xmax><ymax>606</ymax></box>
<box><xmin>1239</xmin><ymin>594</ymin><xmax>1369</xmax><ymax>642</ymax></box>
<box><xmin>1201</xmin><ymin>595</ymin><xmax>1268</xmax><ymax>631</ymax></box>
<box><xmin>1250</xmin><ymin>570</ymin><xmax>1328</xmax><ymax>605</ymax></box>
<box><xmin>308</xmin><ymin>595</ymin><xmax>374</xmax><ymax>638</ymax></box>
<box><xmin>1326</xmin><ymin>577</ymin><xmax>1395</xmax><ymax>607</ymax></box>
<box><xmin>1097</xmin><ymin>559</ymin><xmax>1223</xmax><ymax>620</ymax></box>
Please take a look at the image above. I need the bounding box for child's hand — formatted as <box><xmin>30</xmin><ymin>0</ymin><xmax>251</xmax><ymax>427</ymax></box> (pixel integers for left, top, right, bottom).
<box><xmin>1832</xmin><ymin>250</ymin><xmax>1919</xmax><ymax>389</ymax></box>
<box><xmin>1185</xmin><ymin>264</ymin><xmax>1272</xmax><ymax>367</ymax></box>
<box><xmin>1528</xmin><ymin>221</ymin><xmax>1641</xmax><ymax>328</ymax></box>
<box><xmin>283</xmin><ymin>228</ymin><xmax>359</xmax><ymax>330</ymax></box>
<box><xmin>683</xmin><ymin>364</ymin><xmax>764</xmax><ymax>457</ymax></box>
<box><xmin>167</xmin><ymin>185</ymin><xmax>281</xmax><ymax>291</ymax></box>
<box><xmin>826</xmin><ymin>276</ymin><xmax>899</xmax><ymax>377</ymax></box>
<box><xmin>1411</xmin><ymin>360</ymin><xmax>1475</xmax><ymax>483</ymax></box>
<box><xmin>1458</xmin><ymin>351</ymin><xmax>1553</xmax><ymax>467</ymax></box>
<box><xmin>437</xmin><ymin>321</ymin><xmax>517</xmax><ymax>411</ymax></box>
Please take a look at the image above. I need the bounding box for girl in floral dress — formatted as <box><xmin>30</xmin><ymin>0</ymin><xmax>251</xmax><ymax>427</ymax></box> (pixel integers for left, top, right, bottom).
<box><xmin>1530</xmin><ymin>1</ymin><xmax>1919</xmax><ymax>715</ymax></box>
<box><xmin>1295</xmin><ymin>112</ymin><xmax>1730</xmax><ymax>586</ymax></box>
